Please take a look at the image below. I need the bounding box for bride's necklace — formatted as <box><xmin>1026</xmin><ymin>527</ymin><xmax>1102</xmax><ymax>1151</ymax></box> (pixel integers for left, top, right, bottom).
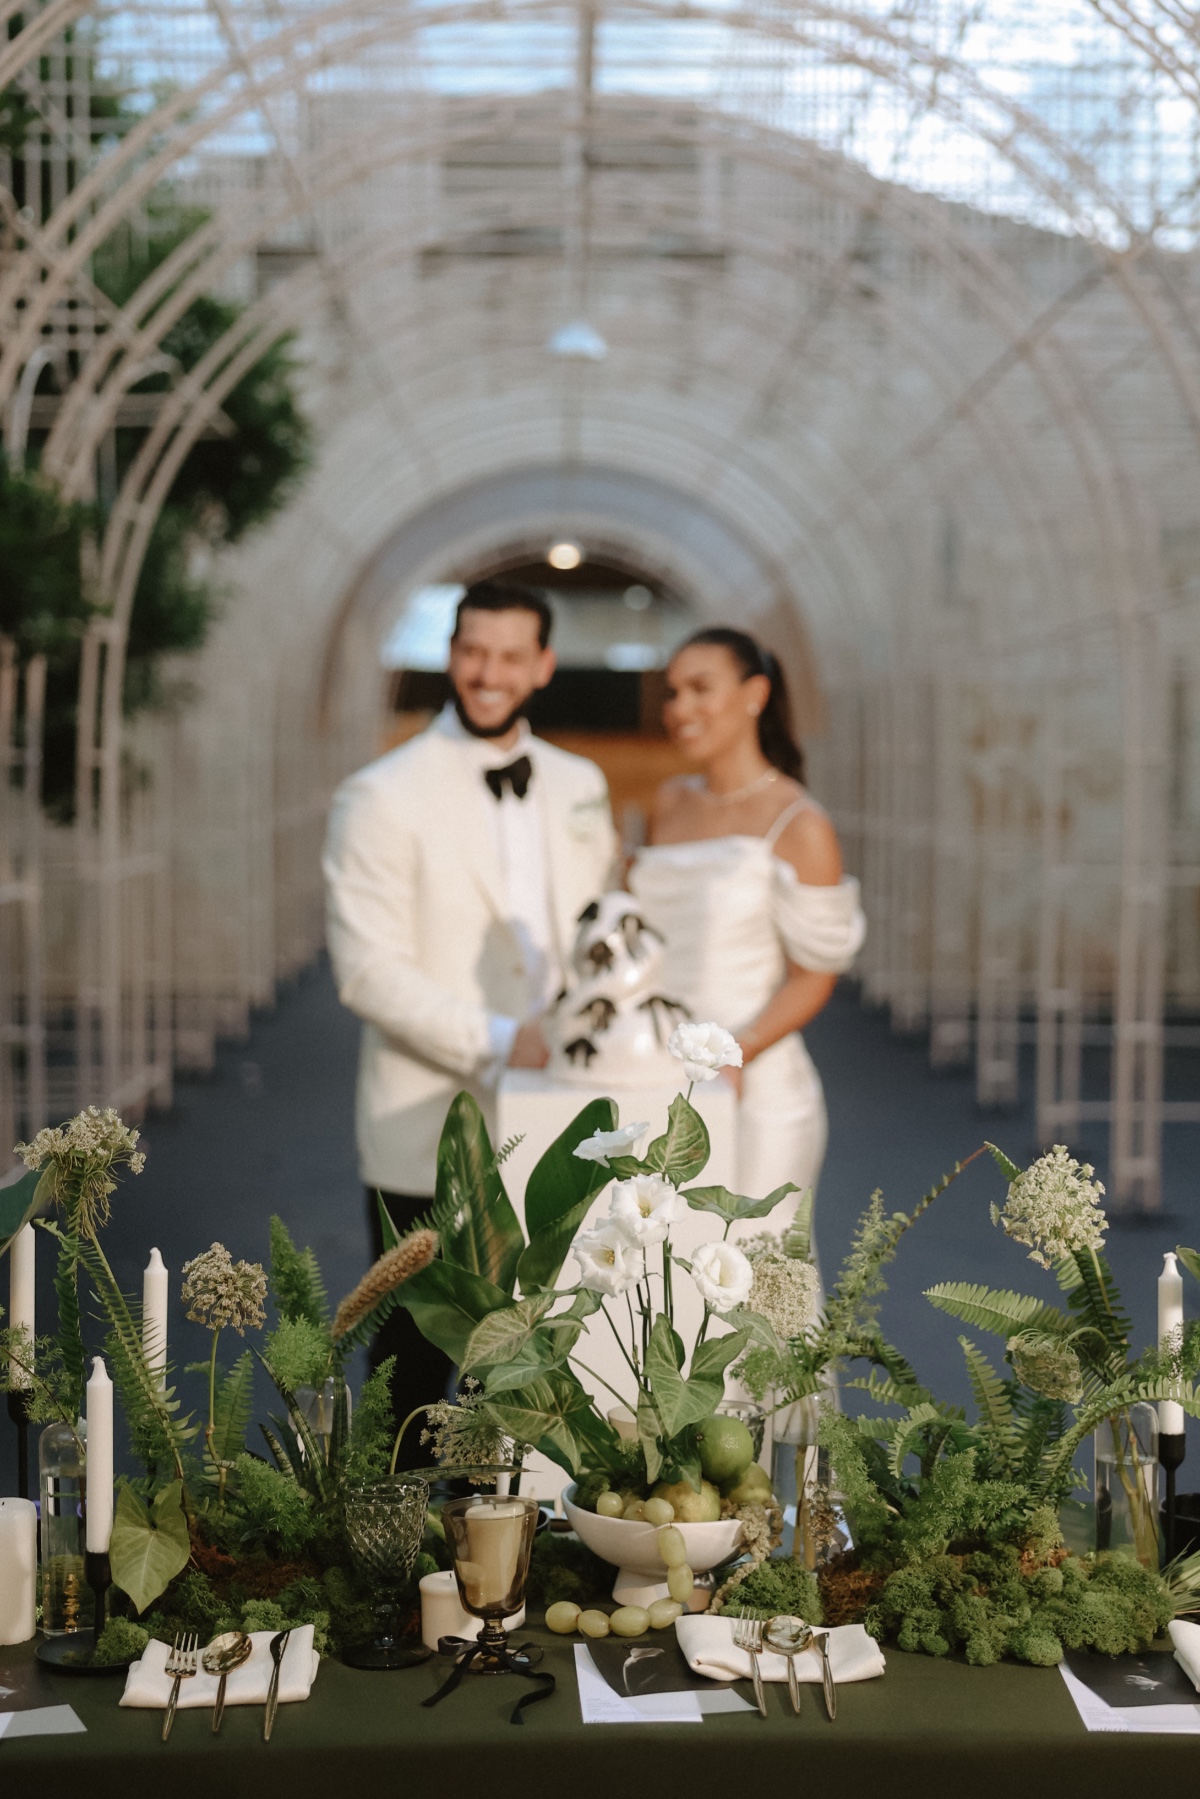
<box><xmin>699</xmin><ymin>768</ymin><xmax>778</xmax><ymax>806</ymax></box>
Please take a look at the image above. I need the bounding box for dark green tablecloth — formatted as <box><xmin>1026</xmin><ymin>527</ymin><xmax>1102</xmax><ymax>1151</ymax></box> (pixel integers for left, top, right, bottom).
<box><xmin>2</xmin><ymin>1627</ymin><xmax>1195</xmax><ymax>1799</ymax></box>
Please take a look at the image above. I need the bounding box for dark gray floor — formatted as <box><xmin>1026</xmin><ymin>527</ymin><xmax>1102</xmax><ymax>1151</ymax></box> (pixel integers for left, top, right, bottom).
<box><xmin>4</xmin><ymin>961</ymin><xmax>1198</xmax><ymax>1492</ymax></box>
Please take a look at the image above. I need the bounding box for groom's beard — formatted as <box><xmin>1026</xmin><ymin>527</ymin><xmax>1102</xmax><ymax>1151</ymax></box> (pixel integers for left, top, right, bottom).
<box><xmin>452</xmin><ymin>689</ymin><xmax>530</xmax><ymax>740</ymax></box>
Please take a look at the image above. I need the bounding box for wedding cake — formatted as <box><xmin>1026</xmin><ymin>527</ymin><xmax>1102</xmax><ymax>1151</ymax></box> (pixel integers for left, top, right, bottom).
<box><xmin>547</xmin><ymin>893</ymin><xmax>691</xmax><ymax>1087</ymax></box>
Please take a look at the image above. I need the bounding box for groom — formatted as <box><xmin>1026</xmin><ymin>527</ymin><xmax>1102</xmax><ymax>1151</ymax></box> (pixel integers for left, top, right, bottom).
<box><xmin>323</xmin><ymin>579</ymin><xmax>616</xmax><ymax>1446</ymax></box>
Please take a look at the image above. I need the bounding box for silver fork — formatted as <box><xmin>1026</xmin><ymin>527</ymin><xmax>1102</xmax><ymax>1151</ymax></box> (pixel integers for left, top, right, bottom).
<box><xmin>732</xmin><ymin>1609</ymin><xmax>768</xmax><ymax>1719</ymax></box>
<box><xmin>162</xmin><ymin>1630</ymin><xmax>199</xmax><ymax>1742</ymax></box>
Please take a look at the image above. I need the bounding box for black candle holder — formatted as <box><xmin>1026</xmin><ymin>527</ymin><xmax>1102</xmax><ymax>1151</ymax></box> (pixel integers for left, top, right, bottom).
<box><xmin>86</xmin><ymin>1548</ymin><xmax>112</xmax><ymax>1636</ymax></box>
<box><xmin>1161</xmin><ymin>1431</ymin><xmax>1186</xmax><ymax>1562</ymax></box>
<box><xmin>7</xmin><ymin>1388</ymin><xmax>30</xmax><ymax>1500</ymax></box>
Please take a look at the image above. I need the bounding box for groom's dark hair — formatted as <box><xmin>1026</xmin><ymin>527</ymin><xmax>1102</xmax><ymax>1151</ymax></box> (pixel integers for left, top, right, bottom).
<box><xmin>454</xmin><ymin>579</ymin><xmax>553</xmax><ymax>649</ymax></box>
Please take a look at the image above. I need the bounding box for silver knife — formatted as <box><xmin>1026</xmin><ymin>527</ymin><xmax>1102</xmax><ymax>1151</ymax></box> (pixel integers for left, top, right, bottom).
<box><xmin>264</xmin><ymin>1629</ymin><xmax>292</xmax><ymax>1741</ymax></box>
<box><xmin>817</xmin><ymin>1631</ymin><xmax>836</xmax><ymax>1720</ymax></box>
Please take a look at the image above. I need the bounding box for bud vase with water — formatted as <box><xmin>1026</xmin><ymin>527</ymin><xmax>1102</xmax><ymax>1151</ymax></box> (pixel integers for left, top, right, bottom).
<box><xmin>39</xmin><ymin>1419</ymin><xmax>89</xmax><ymax>1635</ymax></box>
<box><xmin>1095</xmin><ymin>1403</ymin><xmax>1159</xmax><ymax>1568</ymax></box>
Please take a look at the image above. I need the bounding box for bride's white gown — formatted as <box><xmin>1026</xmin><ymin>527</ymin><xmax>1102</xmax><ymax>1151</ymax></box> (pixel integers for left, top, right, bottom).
<box><xmin>629</xmin><ymin>798</ymin><xmax>867</xmax><ymax>1233</ymax></box>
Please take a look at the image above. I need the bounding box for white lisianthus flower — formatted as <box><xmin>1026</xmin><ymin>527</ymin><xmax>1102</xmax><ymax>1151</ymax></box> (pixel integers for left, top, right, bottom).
<box><xmin>609</xmin><ymin>1173</ymin><xmax>679</xmax><ymax>1247</ymax></box>
<box><xmin>572</xmin><ymin>1122</ymin><xmax>650</xmax><ymax>1165</ymax></box>
<box><xmin>668</xmin><ymin>1021</ymin><xmax>743</xmax><ymax>1084</ymax></box>
<box><xmin>992</xmin><ymin>1144</ymin><xmax>1107</xmax><ymax>1270</ymax></box>
<box><xmin>690</xmin><ymin>1240</ymin><xmax>754</xmax><ymax>1313</ymax></box>
<box><xmin>573</xmin><ymin>1224</ymin><xmax>646</xmax><ymax>1297</ymax></box>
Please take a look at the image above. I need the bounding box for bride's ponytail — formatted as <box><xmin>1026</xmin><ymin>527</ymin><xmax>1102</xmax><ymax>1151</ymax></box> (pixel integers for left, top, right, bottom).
<box><xmin>679</xmin><ymin>627</ymin><xmax>805</xmax><ymax>783</ymax></box>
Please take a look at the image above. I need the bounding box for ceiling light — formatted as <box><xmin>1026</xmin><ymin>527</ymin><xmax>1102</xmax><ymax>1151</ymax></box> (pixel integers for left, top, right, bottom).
<box><xmin>547</xmin><ymin>320</ymin><xmax>608</xmax><ymax>361</ymax></box>
<box><xmin>547</xmin><ymin>541</ymin><xmax>583</xmax><ymax>571</ymax></box>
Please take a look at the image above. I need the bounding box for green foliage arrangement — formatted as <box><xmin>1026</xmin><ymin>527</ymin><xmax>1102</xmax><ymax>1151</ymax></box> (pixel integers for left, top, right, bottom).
<box><xmin>807</xmin><ymin>1143</ymin><xmax>1200</xmax><ymax>1665</ymax></box>
<box><xmin>1</xmin><ymin>189</ymin><xmax>310</xmax><ymax>817</ymax></box>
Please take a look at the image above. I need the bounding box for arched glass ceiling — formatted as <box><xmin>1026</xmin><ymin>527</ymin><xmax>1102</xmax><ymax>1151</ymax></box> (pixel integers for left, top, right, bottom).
<box><xmin>92</xmin><ymin>0</ymin><xmax>1200</xmax><ymax>246</ymax></box>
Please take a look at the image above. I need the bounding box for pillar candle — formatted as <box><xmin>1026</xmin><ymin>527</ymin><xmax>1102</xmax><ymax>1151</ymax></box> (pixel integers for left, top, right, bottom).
<box><xmin>1159</xmin><ymin>1252</ymin><xmax>1186</xmax><ymax>1437</ymax></box>
<box><xmin>419</xmin><ymin>1569</ymin><xmax>524</xmax><ymax>1651</ymax></box>
<box><xmin>0</xmin><ymin>1496</ymin><xmax>37</xmax><ymax>1644</ymax></box>
<box><xmin>8</xmin><ymin>1222</ymin><xmax>35</xmax><ymax>1388</ymax></box>
<box><xmin>142</xmin><ymin>1247</ymin><xmax>169</xmax><ymax>1380</ymax></box>
<box><xmin>459</xmin><ymin>1502</ymin><xmax>527</xmax><ymax>1612</ymax></box>
<box><xmin>85</xmin><ymin>1357</ymin><xmax>114</xmax><ymax>1554</ymax></box>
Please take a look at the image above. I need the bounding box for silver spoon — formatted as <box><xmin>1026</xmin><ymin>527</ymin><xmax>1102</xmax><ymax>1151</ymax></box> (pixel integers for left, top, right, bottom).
<box><xmin>765</xmin><ymin>1615</ymin><xmax>814</xmax><ymax>1715</ymax></box>
<box><xmin>202</xmin><ymin>1630</ymin><xmax>253</xmax><ymax>1734</ymax></box>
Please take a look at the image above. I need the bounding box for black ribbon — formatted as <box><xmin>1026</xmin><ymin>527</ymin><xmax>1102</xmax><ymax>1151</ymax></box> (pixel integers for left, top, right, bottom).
<box><xmin>423</xmin><ymin>1636</ymin><xmax>556</xmax><ymax>1725</ymax></box>
<box><xmin>484</xmin><ymin>756</ymin><xmax>533</xmax><ymax>802</ymax></box>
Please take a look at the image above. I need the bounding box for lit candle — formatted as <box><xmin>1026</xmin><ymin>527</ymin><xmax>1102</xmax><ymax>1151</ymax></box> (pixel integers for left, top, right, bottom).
<box><xmin>85</xmin><ymin>1357</ymin><xmax>114</xmax><ymax>1554</ymax></box>
<box><xmin>1159</xmin><ymin>1252</ymin><xmax>1186</xmax><ymax>1437</ymax></box>
<box><xmin>460</xmin><ymin>1502</ymin><xmax>528</xmax><ymax>1612</ymax></box>
<box><xmin>0</xmin><ymin>1496</ymin><xmax>37</xmax><ymax>1644</ymax></box>
<box><xmin>8</xmin><ymin>1222</ymin><xmax>35</xmax><ymax>1388</ymax></box>
<box><xmin>142</xmin><ymin>1247</ymin><xmax>169</xmax><ymax>1381</ymax></box>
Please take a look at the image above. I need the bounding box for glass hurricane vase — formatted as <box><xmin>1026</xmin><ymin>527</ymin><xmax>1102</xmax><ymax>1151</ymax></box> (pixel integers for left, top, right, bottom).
<box><xmin>442</xmin><ymin>1495</ymin><xmax>540</xmax><ymax>1673</ymax></box>
<box><xmin>1095</xmin><ymin>1404</ymin><xmax>1159</xmax><ymax>1569</ymax></box>
<box><xmin>342</xmin><ymin>1478</ymin><xmax>430</xmax><ymax>1670</ymax></box>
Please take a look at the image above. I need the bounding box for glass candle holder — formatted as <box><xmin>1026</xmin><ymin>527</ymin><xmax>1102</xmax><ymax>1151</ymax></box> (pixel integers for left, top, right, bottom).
<box><xmin>442</xmin><ymin>1495</ymin><xmax>540</xmax><ymax>1673</ymax></box>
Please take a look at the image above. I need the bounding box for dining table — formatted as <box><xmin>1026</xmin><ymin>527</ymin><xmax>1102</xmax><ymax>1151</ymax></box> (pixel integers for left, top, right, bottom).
<box><xmin>2</xmin><ymin>1619</ymin><xmax>1196</xmax><ymax>1799</ymax></box>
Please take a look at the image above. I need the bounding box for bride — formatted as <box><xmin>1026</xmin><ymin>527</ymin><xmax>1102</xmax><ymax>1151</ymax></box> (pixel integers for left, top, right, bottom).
<box><xmin>629</xmin><ymin>627</ymin><xmax>865</xmax><ymax>1229</ymax></box>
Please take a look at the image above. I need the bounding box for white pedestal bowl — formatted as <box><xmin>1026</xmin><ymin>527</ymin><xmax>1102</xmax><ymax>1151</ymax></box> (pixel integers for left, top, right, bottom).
<box><xmin>562</xmin><ymin>1485</ymin><xmax>744</xmax><ymax>1607</ymax></box>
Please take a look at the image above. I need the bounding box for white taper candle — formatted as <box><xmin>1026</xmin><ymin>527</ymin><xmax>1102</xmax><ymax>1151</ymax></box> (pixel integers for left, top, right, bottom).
<box><xmin>85</xmin><ymin>1356</ymin><xmax>114</xmax><ymax>1554</ymax></box>
<box><xmin>8</xmin><ymin>1222</ymin><xmax>35</xmax><ymax>1388</ymax></box>
<box><xmin>142</xmin><ymin>1247</ymin><xmax>169</xmax><ymax>1381</ymax></box>
<box><xmin>1159</xmin><ymin>1252</ymin><xmax>1186</xmax><ymax>1437</ymax></box>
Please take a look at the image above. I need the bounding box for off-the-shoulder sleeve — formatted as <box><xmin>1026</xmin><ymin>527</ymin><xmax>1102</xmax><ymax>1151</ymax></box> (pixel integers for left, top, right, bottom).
<box><xmin>770</xmin><ymin>867</ymin><xmax>866</xmax><ymax>973</ymax></box>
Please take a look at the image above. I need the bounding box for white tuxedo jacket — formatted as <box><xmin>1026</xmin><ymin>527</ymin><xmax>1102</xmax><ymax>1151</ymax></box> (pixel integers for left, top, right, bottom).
<box><xmin>323</xmin><ymin>719</ymin><xmax>616</xmax><ymax>1193</ymax></box>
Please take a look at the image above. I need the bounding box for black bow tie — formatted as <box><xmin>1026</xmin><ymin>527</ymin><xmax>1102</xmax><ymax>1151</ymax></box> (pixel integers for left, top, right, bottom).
<box><xmin>484</xmin><ymin>755</ymin><xmax>533</xmax><ymax>801</ymax></box>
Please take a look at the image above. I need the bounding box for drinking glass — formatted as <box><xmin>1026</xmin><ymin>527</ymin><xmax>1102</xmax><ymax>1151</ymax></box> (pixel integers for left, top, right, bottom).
<box><xmin>442</xmin><ymin>1495</ymin><xmax>540</xmax><ymax>1672</ymax></box>
<box><xmin>342</xmin><ymin>1478</ymin><xmax>430</xmax><ymax>1669</ymax></box>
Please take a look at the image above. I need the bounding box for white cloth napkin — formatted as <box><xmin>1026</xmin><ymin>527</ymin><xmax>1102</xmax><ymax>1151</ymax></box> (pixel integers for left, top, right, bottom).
<box><xmin>1169</xmin><ymin>1619</ymin><xmax>1200</xmax><ymax>1691</ymax></box>
<box><xmin>675</xmin><ymin>1616</ymin><xmax>885</xmax><ymax>1684</ymax></box>
<box><xmin>120</xmin><ymin>1626</ymin><xmax>319</xmax><ymax>1709</ymax></box>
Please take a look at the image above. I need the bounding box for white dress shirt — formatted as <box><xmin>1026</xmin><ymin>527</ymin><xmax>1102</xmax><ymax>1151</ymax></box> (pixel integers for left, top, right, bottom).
<box><xmin>434</xmin><ymin>706</ymin><xmax>562</xmax><ymax>1074</ymax></box>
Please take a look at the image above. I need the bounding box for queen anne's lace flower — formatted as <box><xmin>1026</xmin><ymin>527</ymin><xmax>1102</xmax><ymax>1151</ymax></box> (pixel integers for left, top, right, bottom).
<box><xmin>667</xmin><ymin>1021</ymin><xmax>743</xmax><ymax>1084</ymax></box>
<box><xmin>573</xmin><ymin>1224</ymin><xmax>645</xmax><ymax>1297</ymax></box>
<box><xmin>748</xmin><ymin>1254</ymin><xmax>820</xmax><ymax>1341</ymax></box>
<box><xmin>690</xmin><ymin>1240</ymin><xmax>754</xmax><ymax>1313</ymax></box>
<box><xmin>181</xmin><ymin>1244</ymin><xmax>268</xmax><ymax>1334</ymax></box>
<box><xmin>992</xmin><ymin>1145</ymin><xmax>1107</xmax><ymax>1269</ymax></box>
<box><xmin>609</xmin><ymin>1173</ymin><xmax>679</xmax><ymax>1247</ymax></box>
<box><xmin>15</xmin><ymin>1106</ymin><xmax>145</xmax><ymax>1235</ymax></box>
<box><xmin>572</xmin><ymin>1122</ymin><xmax>649</xmax><ymax>1164</ymax></box>
<box><xmin>1007</xmin><ymin>1329</ymin><xmax>1084</xmax><ymax>1401</ymax></box>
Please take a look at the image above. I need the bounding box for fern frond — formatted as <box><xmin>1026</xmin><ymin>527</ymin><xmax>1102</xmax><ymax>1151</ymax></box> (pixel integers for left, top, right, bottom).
<box><xmin>959</xmin><ymin>1337</ymin><xmax>1019</xmax><ymax>1473</ymax></box>
<box><xmin>1063</xmin><ymin>1249</ymin><xmax>1130</xmax><ymax>1378</ymax></box>
<box><xmin>269</xmin><ymin>1216</ymin><xmax>328</xmax><ymax>1327</ymax></box>
<box><xmin>49</xmin><ymin>1228</ymin><xmax>86</xmax><ymax>1420</ymax></box>
<box><xmin>492</xmin><ymin>1134</ymin><xmax>524</xmax><ymax>1169</ymax></box>
<box><xmin>209</xmin><ymin>1351</ymin><xmax>254</xmax><ymax>1468</ymax></box>
<box><xmin>783</xmin><ymin>1190</ymin><xmax>814</xmax><ymax>1262</ymax></box>
<box><xmin>925</xmin><ymin>1281</ymin><xmax>1066</xmax><ymax>1340</ymax></box>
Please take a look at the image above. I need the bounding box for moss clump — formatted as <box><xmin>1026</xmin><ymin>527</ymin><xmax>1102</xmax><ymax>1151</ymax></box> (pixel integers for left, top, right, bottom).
<box><xmin>863</xmin><ymin>1549</ymin><xmax>1174</xmax><ymax>1667</ymax></box>
<box><xmin>526</xmin><ymin>1531</ymin><xmax>611</xmax><ymax>1608</ymax></box>
<box><xmin>91</xmin><ymin>1618</ymin><xmax>150</xmax><ymax>1666</ymax></box>
<box><xmin>717</xmin><ymin>1555</ymin><xmax>821</xmax><ymax>1624</ymax></box>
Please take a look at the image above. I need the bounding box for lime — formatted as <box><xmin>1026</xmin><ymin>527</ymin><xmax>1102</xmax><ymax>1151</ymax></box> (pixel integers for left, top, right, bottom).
<box><xmin>696</xmin><ymin>1415</ymin><xmax>754</xmax><ymax>1486</ymax></box>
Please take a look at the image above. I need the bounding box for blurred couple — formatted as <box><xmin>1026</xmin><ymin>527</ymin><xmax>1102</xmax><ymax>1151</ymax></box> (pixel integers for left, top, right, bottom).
<box><xmin>322</xmin><ymin>580</ymin><xmax>865</xmax><ymax>1437</ymax></box>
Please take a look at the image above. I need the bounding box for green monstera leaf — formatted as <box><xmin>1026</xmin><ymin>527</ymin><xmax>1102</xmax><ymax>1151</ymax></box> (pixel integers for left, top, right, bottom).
<box><xmin>682</xmin><ymin>1181</ymin><xmax>798</xmax><ymax>1225</ymax></box>
<box><xmin>643</xmin><ymin>1095</ymin><xmax>710</xmax><ymax>1185</ymax></box>
<box><xmin>483</xmin><ymin>1370</ymin><xmax>600</xmax><ymax>1474</ymax></box>
<box><xmin>398</xmin><ymin>1260</ymin><xmax>510</xmax><ymax>1364</ymax></box>
<box><xmin>516</xmin><ymin>1101</ymin><xmax>618</xmax><ymax>1294</ymax></box>
<box><xmin>109</xmin><ymin>1480</ymin><xmax>191</xmax><ymax>1615</ymax></box>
